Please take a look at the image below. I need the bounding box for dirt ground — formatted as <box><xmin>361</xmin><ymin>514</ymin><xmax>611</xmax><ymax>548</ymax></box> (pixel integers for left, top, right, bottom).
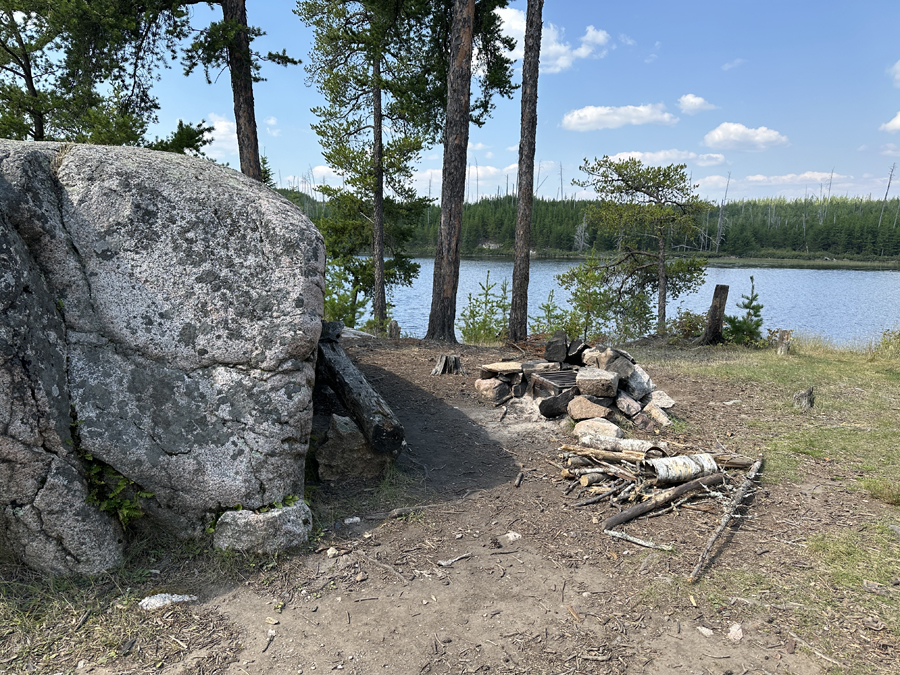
<box><xmin>77</xmin><ymin>337</ymin><xmax>899</xmax><ymax>675</ymax></box>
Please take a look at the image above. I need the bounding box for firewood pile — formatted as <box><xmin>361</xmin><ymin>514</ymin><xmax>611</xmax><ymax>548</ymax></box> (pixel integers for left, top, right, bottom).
<box><xmin>472</xmin><ymin>330</ymin><xmax>765</xmax><ymax>581</ymax></box>
<box><xmin>550</xmin><ymin>436</ymin><xmax>762</xmax><ymax>576</ymax></box>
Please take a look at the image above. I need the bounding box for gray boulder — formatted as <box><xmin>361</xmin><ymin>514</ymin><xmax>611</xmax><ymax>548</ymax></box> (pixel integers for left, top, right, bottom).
<box><xmin>567</xmin><ymin>395</ymin><xmax>613</xmax><ymax>422</ymax></box>
<box><xmin>622</xmin><ymin>364</ymin><xmax>655</xmax><ymax>400</ymax></box>
<box><xmin>475</xmin><ymin>378</ymin><xmax>511</xmax><ymax>404</ymax></box>
<box><xmin>575</xmin><ymin>367</ymin><xmax>619</xmax><ymax>397</ymax></box>
<box><xmin>0</xmin><ymin>141</ymin><xmax>324</xmax><ymax>573</ymax></box>
<box><xmin>537</xmin><ymin>386</ymin><xmax>580</xmax><ymax>418</ymax></box>
<box><xmin>214</xmin><ymin>502</ymin><xmax>313</xmax><ymax>554</ymax></box>
<box><xmin>544</xmin><ymin>330</ymin><xmax>568</xmax><ymax>363</ymax></box>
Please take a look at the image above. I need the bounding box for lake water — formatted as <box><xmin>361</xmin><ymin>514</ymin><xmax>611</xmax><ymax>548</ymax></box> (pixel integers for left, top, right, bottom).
<box><xmin>376</xmin><ymin>258</ymin><xmax>900</xmax><ymax>345</ymax></box>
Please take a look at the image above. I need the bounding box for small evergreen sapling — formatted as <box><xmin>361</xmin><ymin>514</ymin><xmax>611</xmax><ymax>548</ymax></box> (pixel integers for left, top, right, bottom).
<box><xmin>724</xmin><ymin>276</ymin><xmax>764</xmax><ymax>346</ymax></box>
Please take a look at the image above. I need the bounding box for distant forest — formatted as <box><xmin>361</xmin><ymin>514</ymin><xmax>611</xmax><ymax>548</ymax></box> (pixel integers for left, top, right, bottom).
<box><xmin>280</xmin><ymin>189</ymin><xmax>900</xmax><ymax>259</ymax></box>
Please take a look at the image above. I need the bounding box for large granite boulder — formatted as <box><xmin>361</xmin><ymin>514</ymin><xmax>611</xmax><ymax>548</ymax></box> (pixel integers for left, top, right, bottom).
<box><xmin>0</xmin><ymin>141</ymin><xmax>324</xmax><ymax>574</ymax></box>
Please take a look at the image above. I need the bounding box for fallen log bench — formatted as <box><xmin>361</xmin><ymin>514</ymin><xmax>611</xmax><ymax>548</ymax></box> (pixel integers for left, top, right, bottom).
<box><xmin>316</xmin><ymin>321</ymin><xmax>405</xmax><ymax>458</ymax></box>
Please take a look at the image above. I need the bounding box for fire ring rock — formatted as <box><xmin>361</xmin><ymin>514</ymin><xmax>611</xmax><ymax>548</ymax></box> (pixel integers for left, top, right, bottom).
<box><xmin>0</xmin><ymin>140</ymin><xmax>324</xmax><ymax>574</ymax></box>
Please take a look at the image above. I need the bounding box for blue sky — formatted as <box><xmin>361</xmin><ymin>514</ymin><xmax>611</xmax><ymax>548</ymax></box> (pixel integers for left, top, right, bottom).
<box><xmin>147</xmin><ymin>1</ymin><xmax>900</xmax><ymax>203</ymax></box>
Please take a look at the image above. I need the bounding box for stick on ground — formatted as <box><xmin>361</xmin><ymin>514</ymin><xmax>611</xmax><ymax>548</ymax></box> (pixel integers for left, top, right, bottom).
<box><xmin>688</xmin><ymin>455</ymin><xmax>763</xmax><ymax>583</ymax></box>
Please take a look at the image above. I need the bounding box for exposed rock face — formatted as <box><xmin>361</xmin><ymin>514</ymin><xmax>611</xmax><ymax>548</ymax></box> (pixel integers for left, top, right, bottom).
<box><xmin>0</xmin><ymin>141</ymin><xmax>324</xmax><ymax>573</ymax></box>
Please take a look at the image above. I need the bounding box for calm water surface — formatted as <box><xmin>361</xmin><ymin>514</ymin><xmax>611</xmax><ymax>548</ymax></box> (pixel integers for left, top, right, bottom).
<box><xmin>378</xmin><ymin>258</ymin><xmax>900</xmax><ymax>344</ymax></box>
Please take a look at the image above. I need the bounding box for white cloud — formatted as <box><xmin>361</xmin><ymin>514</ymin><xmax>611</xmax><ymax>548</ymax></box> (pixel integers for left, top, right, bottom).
<box><xmin>722</xmin><ymin>58</ymin><xmax>746</xmax><ymax>71</ymax></box>
<box><xmin>205</xmin><ymin>113</ymin><xmax>238</xmax><ymax>159</ymax></box>
<box><xmin>609</xmin><ymin>149</ymin><xmax>725</xmax><ymax>167</ymax></box>
<box><xmin>264</xmin><ymin>116</ymin><xmax>281</xmax><ymax>137</ymax></box>
<box><xmin>466</xmin><ymin>165</ymin><xmax>502</xmax><ymax>181</ymax></box>
<box><xmin>745</xmin><ymin>171</ymin><xmax>848</xmax><ymax>186</ymax></box>
<box><xmin>562</xmin><ymin>103</ymin><xmax>678</xmax><ymax>131</ymax></box>
<box><xmin>282</xmin><ymin>165</ymin><xmax>341</xmax><ymax>192</ymax></box>
<box><xmin>696</xmin><ymin>175</ymin><xmax>731</xmax><ymax>190</ymax></box>
<box><xmin>881</xmin><ymin>143</ymin><xmax>900</xmax><ymax>157</ymax></box>
<box><xmin>497</xmin><ymin>8</ymin><xmax>610</xmax><ymax>74</ymax></box>
<box><xmin>703</xmin><ymin>122</ymin><xmax>788</xmax><ymax>151</ymax></box>
<box><xmin>644</xmin><ymin>54</ymin><xmax>657</xmax><ymax>64</ymax></box>
<box><xmin>879</xmin><ymin>111</ymin><xmax>900</xmax><ymax>133</ymax></box>
<box><xmin>619</xmin><ymin>33</ymin><xmax>635</xmax><ymax>46</ymax></box>
<box><xmin>486</xmin><ymin>151</ymin><xmax>493</xmax><ymax>159</ymax></box>
<box><xmin>677</xmin><ymin>94</ymin><xmax>717</xmax><ymax>115</ymax></box>
<box><xmin>468</xmin><ymin>142</ymin><xmax>488</xmax><ymax>150</ymax></box>
<box><xmin>889</xmin><ymin>60</ymin><xmax>900</xmax><ymax>87</ymax></box>
<box><xmin>506</xmin><ymin>144</ymin><xmax>518</xmax><ymax>152</ymax></box>
<box><xmin>502</xmin><ymin>163</ymin><xmax>519</xmax><ymax>174</ymax></box>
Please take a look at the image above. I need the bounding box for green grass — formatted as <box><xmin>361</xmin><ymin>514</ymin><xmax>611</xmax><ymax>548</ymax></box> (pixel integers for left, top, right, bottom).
<box><xmin>636</xmin><ymin>334</ymin><xmax>900</xmax><ymax>500</ymax></box>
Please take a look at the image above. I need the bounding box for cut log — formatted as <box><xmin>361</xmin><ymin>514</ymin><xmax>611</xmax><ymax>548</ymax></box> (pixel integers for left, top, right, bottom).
<box><xmin>560</xmin><ymin>444</ymin><xmax>657</xmax><ymax>464</ymax></box>
<box><xmin>565</xmin><ymin>437</ymin><xmax>669</xmax><ymax>456</ymax></box>
<box><xmin>431</xmin><ymin>354</ymin><xmax>463</xmax><ymax>375</ymax></box>
<box><xmin>602</xmin><ymin>473</ymin><xmax>726</xmax><ymax>531</ymax></box>
<box><xmin>317</xmin><ymin>340</ymin><xmax>405</xmax><ymax>458</ymax></box>
<box><xmin>698</xmin><ymin>284</ymin><xmax>729</xmax><ymax>345</ymax></box>
<box><xmin>388</xmin><ymin>320</ymin><xmax>400</xmax><ymax>339</ymax></box>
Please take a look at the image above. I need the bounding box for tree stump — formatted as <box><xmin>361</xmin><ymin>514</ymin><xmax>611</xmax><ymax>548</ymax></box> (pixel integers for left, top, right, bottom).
<box><xmin>776</xmin><ymin>329</ymin><xmax>792</xmax><ymax>355</ymax></box>
<box><xmin>793</xmin><ymin>386</ymin><xmax>814</xmax><ymax>410</ymax></box>
<box><xmin>431</xmin><ymin>354</ymin><xmax>463</xmax><ymax>375</ymax></box>
<box><xmin>698</xmin><ymin>284</ymin><xmax>729</xmax><ymax>345</ymax></box>
<box><xmin>388</xmin><ymin>320</ymin><xmax>400</xmax><ymax>339</ymax></box>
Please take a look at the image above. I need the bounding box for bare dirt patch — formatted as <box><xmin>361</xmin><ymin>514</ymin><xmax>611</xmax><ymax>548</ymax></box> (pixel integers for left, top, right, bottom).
<box><xmin>4</xmin><ymin>339</ymin><xmax>898</xmax><ymax>675</ymax></box>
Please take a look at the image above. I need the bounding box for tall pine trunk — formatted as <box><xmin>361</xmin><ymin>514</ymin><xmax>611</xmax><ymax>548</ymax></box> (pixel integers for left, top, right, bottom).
<box><xmin>425</xmin><ymin>0</ymin><xmax>475</xmax><ymax>342</ymax></box>
<box><xmin>223</xmin><ymin>0</ymin><xmax>262</xmax><ymax>181</ymax></box>
<box><xmin>508</xmin><ymin>0</ymin><xmax>543</xmax><ymax>343</ymax></box>
<box><xmin>372</xmin><ymin>56</ymin><xmax>386</xmax><ymax>333</ymax></box>
<box><xmin>657</xmin><ymin>232</ymin><xmax>667</xmax><ymax>335</ymax></box>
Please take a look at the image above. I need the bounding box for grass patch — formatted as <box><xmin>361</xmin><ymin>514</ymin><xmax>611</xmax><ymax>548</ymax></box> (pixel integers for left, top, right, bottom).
<box><xmin>0</xmin><ymin>531</ymin><xmax>247</xmax><ymax>674</ymax></box>
<box><xmin>634</xmin><ymin>338</ymin><xmax>900</xmax><ymax>503</ymax></box>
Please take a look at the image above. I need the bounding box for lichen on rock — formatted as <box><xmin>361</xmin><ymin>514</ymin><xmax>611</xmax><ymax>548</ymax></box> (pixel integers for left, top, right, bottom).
<box><xmin>0</xmin><ymin>141</ymin><xmax>324</xmax><ymax>574</ymax></box>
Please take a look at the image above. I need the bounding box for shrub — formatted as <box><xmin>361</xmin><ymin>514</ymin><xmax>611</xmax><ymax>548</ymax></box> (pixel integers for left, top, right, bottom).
<box><xmin>457</xmin><ymin>271</ymin><xmax>510</xmax><ymax>344</ymax></box>
<box><xmin>873</xmin><ymin>327</ymin><xmax>900</xmax><ymax>359</ymax></box>
<box><xmin>529</xmin><ymin>289</ymin><xmax>567</xmax><ymax>337</ymax></box>
<box><xmin>668</xmin><ymin>308</ymin><xmax>707</xmax><ymax>340</ymax></box>
<box><xmin>724</xmin><ymin>276</ymin><xmax>764</xmax><ymax>346</ymax></box>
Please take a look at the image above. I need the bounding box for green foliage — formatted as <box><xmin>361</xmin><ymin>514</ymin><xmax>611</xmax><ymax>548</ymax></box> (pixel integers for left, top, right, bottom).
<box><xmin>724</xmin><ymin>276</ymin><xmax>765</xmax><ymax>346</ymax></box>
<box><xmin>667</xmin><ymin>308</ymin><xmax>707</xmax><ymax>341</ymax></box>
<box><xmin>457</xmin><ymin>270</ymin><xmax>510</xmax><ymax>344</ymax></box>
<box><xmin>146</xmin><ymin>120</ymin><xmax>215</xmax><ymax>156</ymax></box>
<box><xmin>528</xmin><ymin>289</ymin><xmax>567</xmax><ymax>336</ymax></box>
<box><xmin>554</xmin><ymin>252</ymin><xmax>653</xmax><ymax>342</ymax></box>
<box><xmin>79</xmin><ymin>452</ymin><xmax>153</xmax><ymax>528</ymax></box>
<box><xmin>259</xmin><ymin>154</ymin><xmax>277</xmax><ymax>189</ymax></box>
<box><xmin>872</xmin><ymin>327</ymin><xmax>900</xmax><ymax>359</ymax></box>
<box><xmin>181</xmin><ymin>9</ymin><xmax>299</xmax><ymax>85</ymax></box>
<box><xmin>313</xmin><ymin>187</ymin><xmax>422</xmax><ymax>320</ymax></box>
<box><xmin>324</xmin><ymin>265</ymin><xmax>369</xmax><ymax>327</ymax></box>
<box><xmin>575</xmin><ymin>157</ymin><xmax>710</xmax><ymax>335</ymax></box>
